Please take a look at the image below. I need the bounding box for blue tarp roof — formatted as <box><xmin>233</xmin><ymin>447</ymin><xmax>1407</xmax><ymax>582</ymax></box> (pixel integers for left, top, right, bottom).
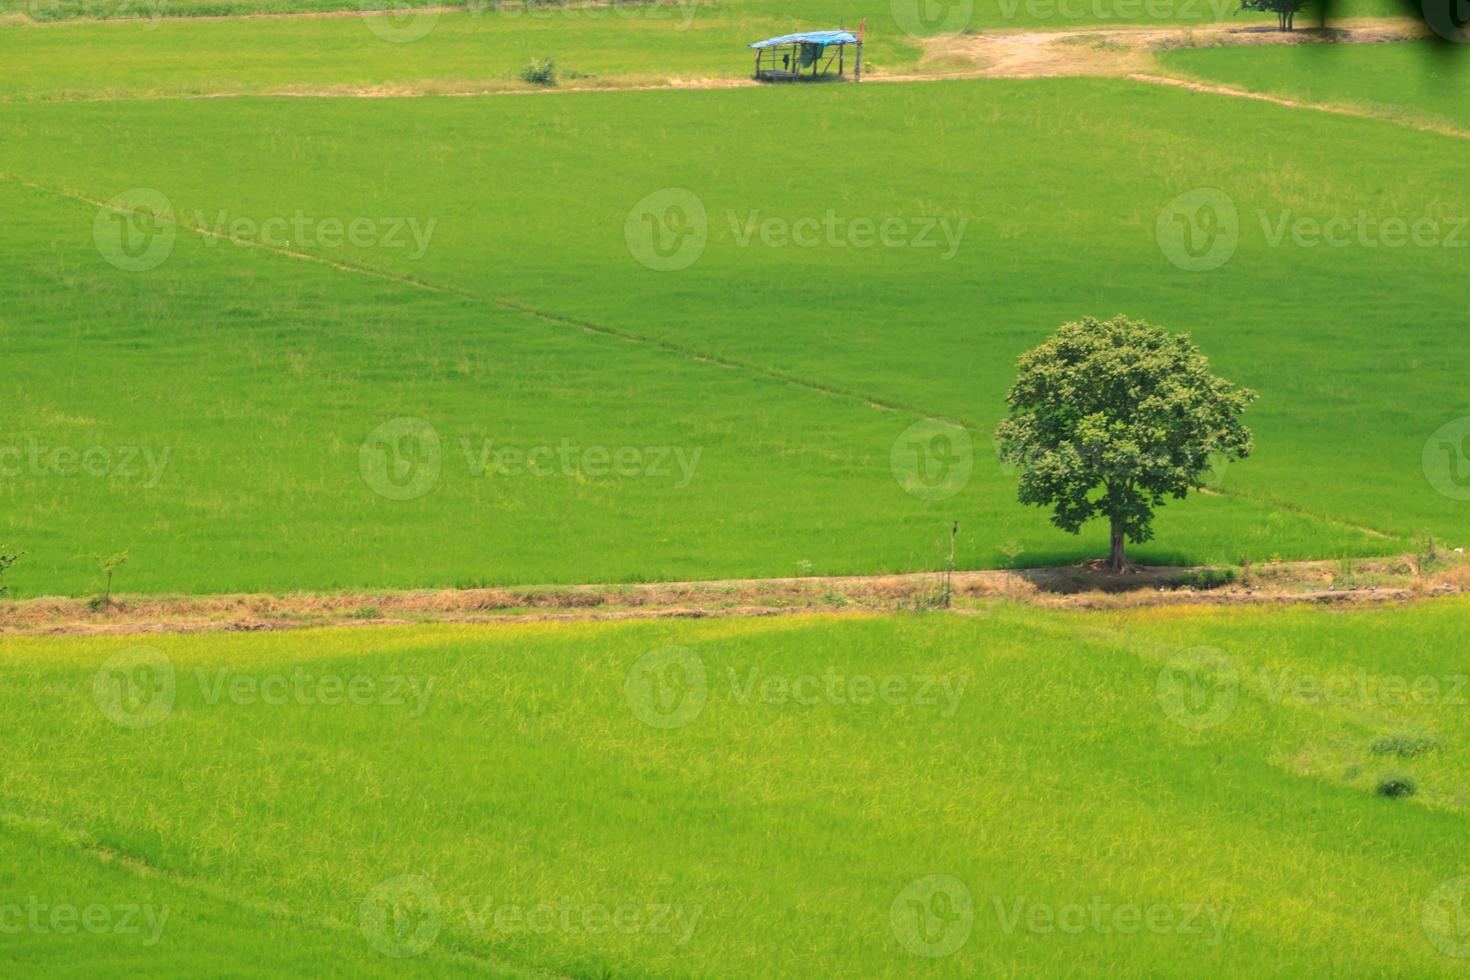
<box><xmin>748</xmin><ymin>30</ymin><xmax>859</xmax><ymax>49</ymax></box>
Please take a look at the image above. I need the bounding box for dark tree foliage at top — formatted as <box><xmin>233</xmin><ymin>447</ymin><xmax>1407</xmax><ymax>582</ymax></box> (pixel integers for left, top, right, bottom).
<box><xmin>1240</xmin><ymin>0</ymin><xmax>1314</xmax><ymax>31</ymax></box>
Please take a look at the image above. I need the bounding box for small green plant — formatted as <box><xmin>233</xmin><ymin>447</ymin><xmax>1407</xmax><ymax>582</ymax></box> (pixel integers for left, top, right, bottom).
<box><xmin>902</xmin><ymin>588</ymin><xmax>949</xmax><ymax>613</ymax></box>
<box><xmin>997</xmin><ymin>539</ymin><xmax>1025</xmax><ymax>568</ymax></box>
<box><xmin>0</xmin><ymin>547</ymin><xmax>21</xmax><ymax>598</ymax></box>
<box><xmin>902</xmin><ymin>524</ymin><xmax>959</xmax><ymax>612</ymax></box>
<box><xmin>1334</xmin><ymin>555</ymin><xmax>1361</xmax><ymax>590</ymax></box>
<box><xmin>351</xmin><ymin>606</ymin><xmax>384</xmax><ymax>619</ymax></box>
<box><xmin>520</xmin><ymin>58</ymin><xmax>557</xmax><ymax>86</ymax></box>
<box><xmin>91</xmin><ymin>550</ymin><xmax>128</xmax><ymax>608</ymax></box>
<box><xmin>1375</xmin><ymin>774</ymin><xmax>1416</xmax><ymax>799</ymax></box>
<box><xmin>797</xmin><ymin>559</ymin><xmax>813</xmax><ymax>577</ymax></box>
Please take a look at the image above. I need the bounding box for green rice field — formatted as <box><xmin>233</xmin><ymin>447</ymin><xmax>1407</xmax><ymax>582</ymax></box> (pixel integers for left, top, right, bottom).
<box><xmin>4</xmin><ymin>602</ymin><xmax>1470</xmax><ymax>975</ymax></box>
<box><xmin>3</xmin><ymin>71</ymin><xmax>1468</xmax><ymax>595</ymax></box>
<box><xmin>2</xmin><ymin>7</ymin><xmax>1469</xmax><ymax>977</ymax></box>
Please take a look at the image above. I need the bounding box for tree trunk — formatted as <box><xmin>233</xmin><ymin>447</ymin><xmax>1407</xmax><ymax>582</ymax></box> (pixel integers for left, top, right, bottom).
<box><xmin>1109</xmin><ymin>519</ymin><xmax>1126</xmax><ymax>573</ymax></box>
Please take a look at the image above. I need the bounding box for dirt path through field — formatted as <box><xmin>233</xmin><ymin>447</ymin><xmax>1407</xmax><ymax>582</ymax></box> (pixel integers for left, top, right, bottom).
<box><xmin>904</xmin><ymin>17</ymin><xmax>1432</xmax><ymax>79</ymax></box>
<box><xmin>3</xmin><ymin>555</ymin><xmax>1463</xmax><ymax>636</ymax></box>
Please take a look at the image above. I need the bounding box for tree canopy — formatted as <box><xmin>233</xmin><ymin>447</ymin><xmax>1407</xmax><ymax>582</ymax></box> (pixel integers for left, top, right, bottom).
<box><xmin>995</xmin><ymin>315</ymin><xmax>1256</xmax><ymax>571</ymax></box>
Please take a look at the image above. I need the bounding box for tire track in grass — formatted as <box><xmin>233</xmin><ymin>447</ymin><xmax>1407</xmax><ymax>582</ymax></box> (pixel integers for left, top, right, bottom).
<box><xmin>0</xmin><ymin>810</ymin><xmax>554</xmax><ymax>977</ymax></box>
<box><xmin>1127</xmin><ymin>73</ymin><xmax>1470</xmax><ymax>142</ymax></box>
<box><xmin>0</xmin><ymin>172</ymin><xmax>937</xmax><ymax>420</ymax></box>
<box><xmin>0</xmin><ymin>172</ymin><xmax>1402</xmax><ymax>546</ymax></box>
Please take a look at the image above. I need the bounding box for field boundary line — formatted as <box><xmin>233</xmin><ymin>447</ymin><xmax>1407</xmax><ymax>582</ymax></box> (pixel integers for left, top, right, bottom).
<box><xmin>1198</xmin><ymin>486</ymin><xmax>1396</xmax><ymax>540</ymax></box>
<box><xmin>1128</xmin><ymin>73</ymin><xmax>1470</xmax><ymax>141</ymax></box>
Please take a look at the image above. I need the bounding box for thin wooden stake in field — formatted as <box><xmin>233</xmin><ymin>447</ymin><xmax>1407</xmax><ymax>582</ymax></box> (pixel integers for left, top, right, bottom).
<box><xmin>944</xmin><ymin>521</ymin><xmax>957</xmax><ymax>609</ymax></box>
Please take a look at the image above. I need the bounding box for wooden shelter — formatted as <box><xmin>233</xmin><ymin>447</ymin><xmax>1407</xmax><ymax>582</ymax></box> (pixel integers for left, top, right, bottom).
<box><xmin>749</xmin><ymin>28</ymin><xmax>863</xmax><ymax>82</ymax></box>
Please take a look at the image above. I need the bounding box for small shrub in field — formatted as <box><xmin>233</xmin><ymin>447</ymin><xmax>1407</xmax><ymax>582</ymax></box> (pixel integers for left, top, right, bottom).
<box><xmin>520</xmin><ymin>58</ymin><xmax>557</xmax><ymax>86</ymax></box>
<box><xmin>1376</xmin><ymin>774</ymin><xmax>1417</xmax><ymax>799</ymax></box>
<box><xmin>1371</xmin><ymin>733</ymin><xmax>1438</xmax><ymax>759</ymax></box>
<box><xmin>1415</xmin><ymin>533</ymin><xmax>1445</xmax><ymax>574</ymax></box>
<box><xmin>1169</xmin><ymin>567</ymin><xmax>1236</xmax><ymax>591</ymax></box>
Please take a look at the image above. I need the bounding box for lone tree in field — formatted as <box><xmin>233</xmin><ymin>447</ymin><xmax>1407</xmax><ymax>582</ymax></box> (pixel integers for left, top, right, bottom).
<box><xmin>995</xmin><ymin>316</ymin><xmax>1255</xmax><ymax>573</ymax></box>
<box><xmin>1239</xmin><ymin>0</ymin><xmax>1312</xmax><ymax>32</ymax></box>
